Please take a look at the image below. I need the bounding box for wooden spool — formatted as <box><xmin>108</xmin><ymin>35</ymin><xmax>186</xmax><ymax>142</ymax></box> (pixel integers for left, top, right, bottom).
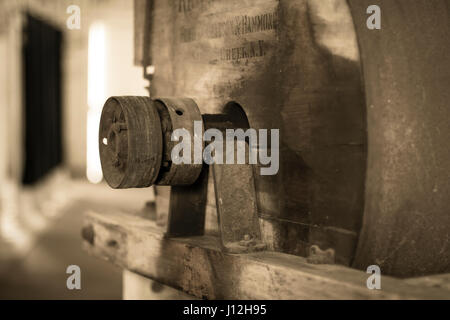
<box><xmin>99</xmin><ymin>96</ymin><xmax>204</xmax><ymax>188</ymax></box>
<box><xmin>154</xmin><ymin>98</ymin><xmax>203</xmax><ymax>186</ymax></box>
<box><xmin>99</xmin><ymin>96</ymin><xmax>163</xmax><ymax>189</ymax></box>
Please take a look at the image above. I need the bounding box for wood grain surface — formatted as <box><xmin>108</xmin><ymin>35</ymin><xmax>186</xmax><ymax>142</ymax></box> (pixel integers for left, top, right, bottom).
<box><xmin>83</xmin><ymin>210</ymin><xmax>450</xmax><ymax>299</ymax></box>
<box><xmin>148</xmin><ymin>0</ymin><xmax>366</xmax><ymax>266</ymax></box>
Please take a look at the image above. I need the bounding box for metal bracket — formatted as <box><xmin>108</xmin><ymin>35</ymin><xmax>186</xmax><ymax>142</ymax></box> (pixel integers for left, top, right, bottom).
<box><xmin>212</xmin><ymin>143</ymin><xmax>266</xmax><ymax>253</ymax></box>
<box><xmin>167</xmin><ymin>106</ymin><xmax>266</xmax><ymax>253</ymax></box>
<box><xmin>99</xmin><ymin>96</ymin><xmax>266</xmax><ymax>253</ymax></box>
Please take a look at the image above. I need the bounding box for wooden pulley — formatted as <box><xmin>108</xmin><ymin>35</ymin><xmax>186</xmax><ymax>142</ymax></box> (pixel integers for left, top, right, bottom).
<box><xmin>154</xmin><ymin>98</ymin><xmax>204</xmax><ymax>186</ymax></box>
<box><xmin>99</xmin><ymin>96</ymin><xmax>204</xmax><ymax>188</ymax></box>
<box><xmin>99</xmin><ymin>96</ymin><xmax>163</xmax><ymax>189</ymax></box>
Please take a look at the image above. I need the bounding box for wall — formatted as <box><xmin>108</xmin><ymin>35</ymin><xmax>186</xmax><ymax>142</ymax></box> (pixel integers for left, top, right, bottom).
<box><xmin>0</xmin><ymin>0</ymin><xmax>147</xmax><ymax>177</ymax></box>
<box><xmin>0</xmin><ymin>0</ymin><xmax>150</xmax><ymax>260</ymax></box>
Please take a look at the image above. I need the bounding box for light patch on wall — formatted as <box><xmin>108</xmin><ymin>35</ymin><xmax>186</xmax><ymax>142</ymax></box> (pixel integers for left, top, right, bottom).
<box><xmin>308</xmin><ymin>0</ymin><xmax>360</xmax><ymax>62</ymax></box>
<box><xmin>86</xmin><ymin>23</ymin><xmax>106</xmax><ymax>184</ymax></box>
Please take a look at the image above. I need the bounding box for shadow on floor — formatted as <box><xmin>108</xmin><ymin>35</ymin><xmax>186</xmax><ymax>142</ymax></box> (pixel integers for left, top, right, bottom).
<box><xmin>0</xmin><ymin>200</ymin><xmax>122</xmax><ymax>299</ymax></box>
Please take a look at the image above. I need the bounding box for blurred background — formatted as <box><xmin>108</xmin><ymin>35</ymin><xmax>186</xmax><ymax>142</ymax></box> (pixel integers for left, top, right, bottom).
<box><xmin>0</xmin><ymin>0</ymin><xmax>154</xmax><ymax>299</ymax></box>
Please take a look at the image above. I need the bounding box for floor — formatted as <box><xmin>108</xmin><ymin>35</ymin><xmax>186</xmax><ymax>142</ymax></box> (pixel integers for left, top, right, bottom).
<box><xmin>0</xmin><ymin>175</ymin><xmax>154</xmax><ymax>300</ymax></box>
<box><xmin>0</xmin><ymin>200</ymin><xmax>122</xmax><ymax>299</ymax></box>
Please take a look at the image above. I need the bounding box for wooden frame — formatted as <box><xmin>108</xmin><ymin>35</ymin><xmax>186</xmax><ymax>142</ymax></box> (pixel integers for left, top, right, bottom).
<box><xmin>83</xmin><ymin>211</ymin><xmax>450</xmax><ymax>299</ymax></box>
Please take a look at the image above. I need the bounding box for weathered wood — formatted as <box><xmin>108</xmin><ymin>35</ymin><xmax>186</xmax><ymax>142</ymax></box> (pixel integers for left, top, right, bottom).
<box><xmin>148</xmin><ymin>0</ymin><xmax>366</xmax><ymax>264</ymax></box>
<box><xmin>405</xmin><ymin>274</ymin><xmax>450</xmax><ymax>292</ymax></box>
<box><xmin>83</xmin><ymin>211</ymin><xmax>450</xmax><ymax>299</ymax></box>
<box><xmin>123</xmin><ymin>270</ymin><xmax>195</xmax><ymax>300</ymax></box>
<box><xmin>133</xmin><ymin>0</ymin><xmax>146</xmax><ymax>66</ymax></box>
<box><xmin>99</xmin><ymin>96</ymin><xmax>163</xmax><ymax>189</ymax></box>
<box><xmin>348</xmin><ymin>0</ymin><xmax>450</xmax><ymax>277</ymax></box>
<box><xmin>167</xmin><ymin>166</ymin><xmax>208</xmax><ymax>237</ymax></box>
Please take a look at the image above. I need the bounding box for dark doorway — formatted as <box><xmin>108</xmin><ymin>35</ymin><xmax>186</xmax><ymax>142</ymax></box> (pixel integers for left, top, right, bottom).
<box><xmin>22</xmin><ymin>14</ymin><xmax>63</xmax><ymax>185</ymax></box>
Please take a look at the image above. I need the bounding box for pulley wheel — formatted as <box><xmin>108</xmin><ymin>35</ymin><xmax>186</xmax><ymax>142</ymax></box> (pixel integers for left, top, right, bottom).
<box><xmin>99</xmin><ymin>96</ymin><xmax>163</xmax><ymax>188</ymax></box>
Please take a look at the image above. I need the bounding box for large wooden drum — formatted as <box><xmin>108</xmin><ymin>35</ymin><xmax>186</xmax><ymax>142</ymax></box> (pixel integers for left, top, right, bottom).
<box><xmin>133</xmin><ymin>0</ymin><xmax>450</xmax><ymax>277</ymax></box>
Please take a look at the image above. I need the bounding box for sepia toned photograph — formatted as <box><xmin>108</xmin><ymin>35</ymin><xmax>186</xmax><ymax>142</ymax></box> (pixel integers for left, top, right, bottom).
<box><xmin>0</xmin><ymin>0</ymin><xmax>448</xmax><ymax>307</ymax></box>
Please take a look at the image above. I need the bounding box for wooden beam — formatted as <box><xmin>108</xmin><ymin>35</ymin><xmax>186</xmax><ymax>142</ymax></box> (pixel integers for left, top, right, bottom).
<box><xmin>83</xmin><ymin>211</ymin><xmax>450</xmax><ymax>300</ymax></box>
